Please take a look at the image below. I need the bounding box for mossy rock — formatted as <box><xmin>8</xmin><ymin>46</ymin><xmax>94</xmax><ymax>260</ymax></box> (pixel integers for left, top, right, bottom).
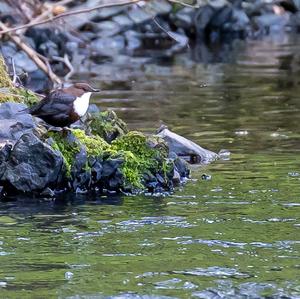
<box><xmin>89</xmin><ymin>110</ymin><xmax>128</xmax><ymax>143</ymax></box>
<box><xmin>47</xmin><ymin>129</ymin><xmax>109</xmax><ymax>176</ymax></box>
<box><xmin>46</xmin><ymin>128</ymin><xmax>172</xmax><ymax>191</ymax></box>
<box><xmin>0</xmin><ymin>56</ymin><xmax>39</xmax><ymax>106</ymax></box>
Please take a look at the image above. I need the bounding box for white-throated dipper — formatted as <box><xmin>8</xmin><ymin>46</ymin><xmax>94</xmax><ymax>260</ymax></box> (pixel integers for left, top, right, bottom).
<box><xmin>28</xmin><ymin>83</ymin><xmax>99</xmax><ymax>127</ymax></box>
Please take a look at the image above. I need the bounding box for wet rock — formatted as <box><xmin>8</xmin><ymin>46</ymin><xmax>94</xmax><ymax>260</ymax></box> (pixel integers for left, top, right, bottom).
<box><xmin>0</xmin><ymin>102</ymin><xmax>37</xmax><ymax>142</ymax></box>
<box><xmin>0</xmin><ymin>42</ymin><xmax>17</xmax><ymax>60</ymax></box>
<box><xmin>95</xmin><ymin>6</ymin><xmax>126</xmax><ymax>20</ymax></box>
<box><xmin>96</xmin><ymin>21</ymin><xmax>121</xmax><ymax>37</ymax></box>
<box><xmin>124</xmin><ymin>30</ymin><xmax>142</xmax><ymax>51</ymax></box>
<box><xmin>0</xmin><ymin>2</ymin><xmax>12</xmax><ymax>14</ymax></box>
<box><xmin>91</xmin><ymin>35</ymin><xmax>126</xmax><ymax>56</ymax></box>
<box><xmin>112</xmin><ymin>14</ymin><xmax>134</xmax><ymax>29</ymax></box>
<box><xmin>3</xmin><ymin>132</ymin><xmax>63</xmax><ymax>192</ymax></box>
<box><xmin>173</xmin><ymin>155</ymin><xmax>190</xmax><ymax>178</ymax></box>
<box><xmin>13</xmin><ymin>51</ymin><xmax>38</xmax><ymax>73</ymax></box>
<box><xmin>254</xmin><ymin>13</ymin><xmax>290</xmax><ymax>33</ymax></box>
<box><xmin>38</xmin><ymin>41</ymin><xmax>59</xmax><ymax>57</ymax></box>
<box><xmin>172</xmin><ymin>7</ymin><xmax>195</xmax><ymax>32</ymax></box>
<box><xmin>127</xmin><ymin>6</ymin><xmax>154</xmax><ymax>24</ymax></box>
<box><xmin>172</xmin><ymin>168</ymin><xmax>181</xmax><ymax>186</ymax></box>
<box><xmin>108</xmin><ymin>168</ymin><xmax>123</xmax><ymax>189</ymax></box>
<box><xmin>147</xmin><ymin>0</ymin><xmax>172</xmax><ymax>15</ymax></box>
<box><xmin>23</xmin><ymin>69</ymin><xmax>51</xmax><ymax>93</ymax></box>
<box><xmin>102</xmin><ymin>157</ymin><xmax>123</xmax><ymax>177</ymax></box>
<box><xmin>0</xmin><ymin>143</ymin><xmax>12</xmax><ymax>179</ymax></box>
<box><xmin>90</xmin><ymin>157</ymin><xmax>103</xmax><ymax>182</ymax></box>
<box><xmin>157</xmin><ymin>126</ymin><xmax>218</xmax><ymax>164</ymax></box>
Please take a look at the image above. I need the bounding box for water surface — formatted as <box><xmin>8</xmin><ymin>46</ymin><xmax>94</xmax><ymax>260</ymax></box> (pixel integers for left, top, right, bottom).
<box><xmin>1</xmin><ymin>35</ymin><xmax>300</xmax><ymax>298</ymax></box>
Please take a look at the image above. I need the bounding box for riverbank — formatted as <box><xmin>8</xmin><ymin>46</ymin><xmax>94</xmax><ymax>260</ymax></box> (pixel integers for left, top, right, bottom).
<box><xmin>1</xmin><ymin>0</ymin><xmax>300</xmax><ymax>90</ymax></box>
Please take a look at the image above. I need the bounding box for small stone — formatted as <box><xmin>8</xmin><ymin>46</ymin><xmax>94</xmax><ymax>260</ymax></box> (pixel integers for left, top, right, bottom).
<box><xmin>201</xmin><ymin>174</ymin><xmax>212</xmax><ymax>180</ymax></box>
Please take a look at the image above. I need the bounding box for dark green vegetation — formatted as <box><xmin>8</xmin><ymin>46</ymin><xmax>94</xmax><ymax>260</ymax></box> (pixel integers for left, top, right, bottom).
<box><xmin>1</xmin><ymin>36</ymin><xmax>300</xmax><ymax>298</ymax></box>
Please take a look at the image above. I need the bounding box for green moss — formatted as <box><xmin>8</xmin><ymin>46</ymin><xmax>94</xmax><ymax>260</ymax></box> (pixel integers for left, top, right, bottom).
<box><xmin>71</xmin><ymin>129</ymin><xmax>109</xmax><ymax>156</ymax></box>
<box><xmin>47</xmin><ymin>129</ymin><xmax>170</xmax><ymax>190</ymax></box>
<box><xmin>111</xmin><ymin>131</ymin><xmax>169</xmax><ymax>188</ymax></box>
<box><xmin>48</xmin><ymin>131</ymin><xmax>80</xmax><ymax>176</ymax></box>
<box><xmin>48</xmin><ymin>129</ymin><xmax>109</xmax><ymax>176</ymax></box>
<box><xmin>0</xmin><ymin>56</ymin><xmax>39</xmax><ymax>106</ymax></box>
<box><xmin>89</xmin><ymin>110</ymin><xmax>128</xmax><ymax>142</ymax></box>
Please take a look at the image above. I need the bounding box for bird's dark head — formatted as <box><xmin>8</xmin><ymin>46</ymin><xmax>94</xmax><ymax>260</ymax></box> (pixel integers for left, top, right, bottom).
<box><xmin>63</xmin><ymin>82</ymin><xmax>100</xmax><ymax>97</ymax></box>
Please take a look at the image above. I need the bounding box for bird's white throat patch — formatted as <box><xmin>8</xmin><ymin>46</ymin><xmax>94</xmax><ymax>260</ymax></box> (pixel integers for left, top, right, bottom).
<box><xmin>73</xmin><ymin>92</ymin><xmax>91</xmax><ymax>117</ymax></box>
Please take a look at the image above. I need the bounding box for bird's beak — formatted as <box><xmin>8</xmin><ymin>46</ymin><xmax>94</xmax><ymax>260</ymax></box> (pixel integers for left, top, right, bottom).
<box><xmin>91</xmin><ymin>87</ymin><xmax>100</xmax><ymax>92</ymax></box>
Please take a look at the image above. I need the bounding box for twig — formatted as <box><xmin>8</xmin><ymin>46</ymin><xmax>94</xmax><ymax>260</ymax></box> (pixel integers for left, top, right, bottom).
<box><xmin>0</xmin><ymin>21</ymin><xmax>62</xmax><ymax>84</ymax></box>
<box><xmin>0</xmin><ymin>0</ymin><xmax>140</xmax><ymax>34</ymax></box>
<box><xmin>152</xmin><ymin>17</ymin><xmax>184</xmax><ymax>44</ymax></box>
<box><xmin>52</xmin><ymin>54</ymin><xmax>74</xmax><ymax>81</ymax></box>
<box><xmin>11</xmin><ymin>57</ymin><xmax>17</xmax><ymax>84</ymax></box>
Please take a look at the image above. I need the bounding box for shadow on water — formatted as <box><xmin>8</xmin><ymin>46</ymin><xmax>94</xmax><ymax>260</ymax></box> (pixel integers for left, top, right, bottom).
<box><xmin>1</xmin><ymin>34</ymin><xmax>300</xmax><ymax>298</ymax></box>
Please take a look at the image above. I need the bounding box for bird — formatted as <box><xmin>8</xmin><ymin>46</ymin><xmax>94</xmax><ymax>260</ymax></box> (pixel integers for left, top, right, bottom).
<box><xmin>27</xmin><ymin>82</ymin><xmax>99</xmax><ymax>127</ymax></box>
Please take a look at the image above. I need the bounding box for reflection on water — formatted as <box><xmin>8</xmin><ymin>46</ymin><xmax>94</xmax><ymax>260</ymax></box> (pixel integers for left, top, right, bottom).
<box><xmin>1</xmin><ymin>35</ymin><xmax>300</xmax><ymax>298</ymax></box>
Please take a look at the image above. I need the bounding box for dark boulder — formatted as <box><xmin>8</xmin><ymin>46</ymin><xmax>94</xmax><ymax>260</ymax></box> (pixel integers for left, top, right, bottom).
<box><xmin>3</xmin><ymin>132</ymin><xmax>63</xmax><ymax>192</ymax></box>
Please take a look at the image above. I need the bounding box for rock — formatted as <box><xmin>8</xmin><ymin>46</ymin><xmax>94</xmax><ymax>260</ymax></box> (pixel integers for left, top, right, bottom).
<box><xmin>157</xmin><ymin>126</ymin><xmax>218</xmax><ymax>164</ymax></box>
<box><xmin>91</xmin><ymin>35</ymin><xmax>126</xmax><ymax>56</ymax></box>
<box><xmin>230</xmin><ymin>8</ymin><xmax>250</xmax><ymax>32</ymax></box>
<box><xmin>124</xmin><ymin>30</ymin><xmax>142</xmax><ymax>51</ymax></box>
<box><xmin>127</xmin><ymin>6</ymin><xmax>154</xmax><ymax>24</ymax></box>
<box><xmin>13</xmin><ymin>51</ymin><xmax>38</xmax><ymax>73</ymax></box>
<box><xmin>172</xmin><ymin>7</ymin><xmax>195</xmax><ymax>31</ymax></box>
<box><xmin>3</xmin><ymin>132</ymin><xmax>63</xmax><ymax>192</ymax></box>
<box><xmin>0</xmin><ymin>143</ymin><xmax>12</xmax><ymax>179</ymax></box>
<box><xmin>38</xmin><ymin>40</ymin><xmax>59</xmax><ymax>57</ymax></box>
<box><xmin>0</xmin><ymin>102</ymin><xmax>37</xmax><ymax>142</ymax></box>
<box><xmin>23</xmin><ymin>69</ymin><xmax>51</xmax><ymax>93</ymax></box>
<box><xmin>102</xmin><ymin>157</ymin><xmax>123</xmax><ymax>177</ymax></box>
<box><xmin>173</xmin><ymin>156</ymin><xmax>190</xmax><ymax>178</ymax></box>
<box><xmin>0</xmin><ymin>42</ymin><xmax>17</xmax><ymax>60</ymax></box>
<box><xmin>147</xmin><ymin>0</ymin><xmax>172</xmax><ymax>15</ymax></box>
<box><xmin>0</xmin><ymin>2</ymin><xmax>12</xmax><ymax>14</ymax></box>
<box><xmin>95</xmin><ymin>6</ymin><xmax>126</xmax><ymax>20</ymax></box>
<box><xmin>254</xmin><ymin>13</ymin><xmax>290</xmax><ymax>32</ymax></box>
<box><xmin>96</xmin><ymin>21</ymin><xmax>121</xmax><ymax>37</ymax></box>
<box><xmin>112</xmin><ymin>14</ymin><xmax>134</xmax><ymax>29</ymax></box>
<box><xmin>89</xmin><ymin>110</ymin><xmax>128</xmax><ymax>143</ymax></box>
<box><xmin>172</xmin><ymin>168</ymin><xmax>181</xmax><ymax>186</ymax></box>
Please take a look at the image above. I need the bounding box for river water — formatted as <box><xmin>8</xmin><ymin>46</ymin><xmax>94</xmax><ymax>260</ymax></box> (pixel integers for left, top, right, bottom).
<box><xmin>1</xmin><ymin>34</ymin><xmax>300</xmax><ymax>298</ymax></box>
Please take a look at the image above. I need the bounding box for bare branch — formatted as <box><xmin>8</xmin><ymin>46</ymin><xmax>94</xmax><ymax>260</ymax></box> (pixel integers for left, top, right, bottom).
<box><xmin>0</xmin><ymin>21</ymin><xmax>62</xmax><ymax>84</ymax></box>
